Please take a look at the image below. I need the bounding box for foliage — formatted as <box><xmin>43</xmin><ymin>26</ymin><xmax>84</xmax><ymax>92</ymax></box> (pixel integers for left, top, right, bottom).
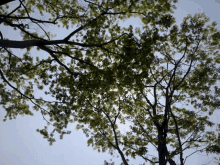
<box><xmin>0</xmin><ymin>0</ymin><xmax>220</xmax><ymax>165</ymax></box>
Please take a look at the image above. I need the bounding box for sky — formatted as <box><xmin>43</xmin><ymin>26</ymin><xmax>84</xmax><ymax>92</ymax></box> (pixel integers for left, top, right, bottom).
<box><xmin>0</xmin><ymin>0</ymin><xmax>220</xmax><ymax>165</ymax></box>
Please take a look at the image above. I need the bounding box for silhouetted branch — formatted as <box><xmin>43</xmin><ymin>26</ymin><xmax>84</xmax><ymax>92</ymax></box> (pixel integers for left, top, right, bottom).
<box><xmin>0</xmin><ymin>0</ymin><xmax>15</xmax><ymax>6</ymax></box>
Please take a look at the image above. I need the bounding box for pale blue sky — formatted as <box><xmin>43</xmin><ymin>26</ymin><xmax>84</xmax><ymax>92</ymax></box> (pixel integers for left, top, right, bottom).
<box><xmin>0</xmin><ymin>0</ymin><xmax>220</xmax><ymax>165</ymax></box>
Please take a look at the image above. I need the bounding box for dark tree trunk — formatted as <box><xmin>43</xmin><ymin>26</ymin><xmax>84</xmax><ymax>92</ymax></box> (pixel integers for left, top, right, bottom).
<box><xmin>158</xmin><ymin>143</ymin><xmax>168</xmax><ymax>165</ymax></box>
<box><xmin>158</xmin><ymin>130</ymin><xmax>177</xmax><ymax>165</ymax></box>
<box><xmin>158</xmin><ymin>129</ymin><xmax>169</xmax><ymax>165</ymax></box>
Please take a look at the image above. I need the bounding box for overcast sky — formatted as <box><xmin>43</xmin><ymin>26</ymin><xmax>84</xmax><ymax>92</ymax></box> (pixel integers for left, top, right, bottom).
<box><xmin>0</xmin><ymin>0</ymin><xmax>220</xmax><ymax>165</ymax></box>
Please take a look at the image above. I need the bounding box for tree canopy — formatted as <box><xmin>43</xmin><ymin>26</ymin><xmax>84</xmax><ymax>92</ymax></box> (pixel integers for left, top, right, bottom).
<box><xmin>0</xmin><ymin>0</ymin><xmax>220</xmax><ymax>165</ymax></box>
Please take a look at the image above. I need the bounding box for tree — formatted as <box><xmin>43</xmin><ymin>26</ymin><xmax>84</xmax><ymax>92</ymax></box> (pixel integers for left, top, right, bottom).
<box><xmin>74</xmin><ymin>13</ymin><xmax>220</xmax><ymax>165</ymax></box>
<box><xmin>0</xmin><ymin>0</ymin><xmax>219</xmax><ymax>165</ymax></box>
<box><xmin>0</xmin><ymin>0</ymin><xmax>175</xmax><ymax>135</ymax></box>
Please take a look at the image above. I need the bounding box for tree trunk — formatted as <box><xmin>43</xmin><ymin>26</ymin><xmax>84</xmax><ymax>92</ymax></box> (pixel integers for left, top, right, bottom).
<box><xmin>158</xmin><ymin>143</ymin><xmax>168</xmax><ymax>165</ymax></box>
<box><xmin>158</xmin><ymin>131</ymin><xmax>176</xmax><ymax>165</ymax></box>
<box><xmin>158</xmin><ymin>130</ymin><xmax>169</xmax><ymax>165</ymax></box>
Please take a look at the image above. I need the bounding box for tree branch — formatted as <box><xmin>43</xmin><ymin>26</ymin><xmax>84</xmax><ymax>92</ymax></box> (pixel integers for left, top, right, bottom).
<box><xmin>0</xmin><ymin>0</ymin><xmax>15</xmax><ymax>6</ymax></box>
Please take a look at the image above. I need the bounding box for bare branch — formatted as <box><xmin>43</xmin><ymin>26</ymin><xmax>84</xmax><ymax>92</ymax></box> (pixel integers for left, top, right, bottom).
<box><xmin>0</xmin><ymin>0</ymin><xmax>15</xmax><ymax>6</ymax></box>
